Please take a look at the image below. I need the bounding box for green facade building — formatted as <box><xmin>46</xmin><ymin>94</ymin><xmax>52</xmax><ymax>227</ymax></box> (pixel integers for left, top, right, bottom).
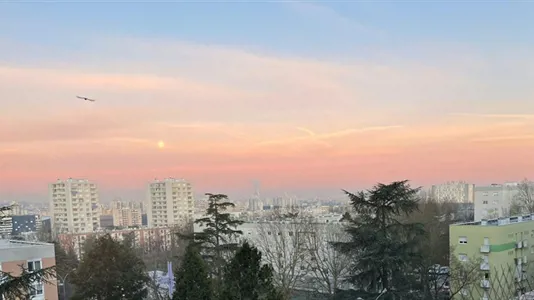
<box><xmin>450</xmin><ymin>215</ymin><xmax>534</xmax><ymax>300</ymax></box>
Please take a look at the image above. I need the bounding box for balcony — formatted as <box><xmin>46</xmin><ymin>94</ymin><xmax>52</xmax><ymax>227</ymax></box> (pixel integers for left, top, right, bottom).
<box><xmin>480</xmin><ymin>245</ymin><xmax>490</xmax><ymax>253</ymax></box>
<box><xmin>480</xmin><ymin>263</ymin><xmax>490</xmax><ymax>271</ymax></box>
<box><xmin>480</xmin><ymin>279</ymin><xmax>490</xmax><ymax>289</ymax></box>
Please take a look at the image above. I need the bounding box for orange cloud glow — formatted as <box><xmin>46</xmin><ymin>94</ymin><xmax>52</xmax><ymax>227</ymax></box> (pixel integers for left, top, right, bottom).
<box><xmin>1</xmin><ymin>37</ymin><xmax>534</xmax><ymax>200</ymax></box>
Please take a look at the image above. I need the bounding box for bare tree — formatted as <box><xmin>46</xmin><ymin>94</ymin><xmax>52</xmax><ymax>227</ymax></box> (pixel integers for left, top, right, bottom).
<box><xmin>255</xmin><ymin>221</ymin><xmax>310</xmax><ymax>300</ymax></box>
<box><xmin>301</xmin><ymin>223</ymin><xmax>351</xmax><ymax>299</ymax></box>
<box><xmin>513</xmin><ymin>178</ymin><xmax>534</xmax><ymax>214</ymax></box>
<box><xmin>446</xmin><ymin>251</ymin><xmax>482</xmax><ymax>300</ymax></box>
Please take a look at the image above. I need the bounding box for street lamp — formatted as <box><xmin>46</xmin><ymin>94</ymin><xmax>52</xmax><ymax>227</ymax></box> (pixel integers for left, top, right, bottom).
<box><xmin>57</xmin><ymin>269</ymin><xmax>75</xmax><ymax>300</ymax></box>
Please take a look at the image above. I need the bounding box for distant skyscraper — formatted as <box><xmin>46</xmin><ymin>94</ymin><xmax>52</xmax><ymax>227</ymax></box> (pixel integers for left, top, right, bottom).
<box><xmin>146</xmin><ymin>178</ymin><xmax>194</xmax><ymax>228</ymax></box>
<box><xmin>49</xmin><ymin>178</ymin><xmax>101</xmax><ymax>234</ymax></box>
<box><xmin>430</xmin><ymin>181</ymin><xmax>475</xmax><ymax>203</ymax></box>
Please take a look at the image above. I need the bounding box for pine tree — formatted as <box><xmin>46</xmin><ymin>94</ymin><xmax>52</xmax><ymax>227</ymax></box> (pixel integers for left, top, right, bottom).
<box><xmin>221</xmin><ymin>242</ymin><xmax>281</xmax><ymax>300</ymax></box>
<box><xmin>189</xmin><ymin>193</ymin><xmax>244</xmax><ymax>294</ymax></box>
<box><xmin>71</xmin><ymin>234</ymin><xmax>150</xmax><ymax>300</ymax></box>
<box><xmin>332</xmin><ymin>181</ymin><xmax>425</xmax><ymax>300</ymax></box>
<box><xmin>173</xmin><ymin>243</ymin><xmax>212</xmax><ymax>300</ymax></box>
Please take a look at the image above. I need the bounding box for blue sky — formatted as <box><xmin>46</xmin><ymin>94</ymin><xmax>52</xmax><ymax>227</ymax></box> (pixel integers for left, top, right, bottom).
<box><xmin>2</xmin><ymin>1</ymin><xmax>533</xmax><ymax>61</ymax></box>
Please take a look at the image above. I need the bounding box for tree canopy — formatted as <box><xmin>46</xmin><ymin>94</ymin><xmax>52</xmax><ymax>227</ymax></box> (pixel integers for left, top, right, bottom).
<box><xmin>333</xmin><ymin>180</ymin><xmax>425</xmax><ymax>300</ymax></box>
<box><xmin>71</xmin><ymin>234</ymin><xmax>150</xmax><ymax>300</ymax></box>
<box><xmin>173</xmin><ymin>243</ymin><xmax>212</xmax><ymax>300</ymax></box>
<box><xmin>220</xmin><ymin>241</ymin><xmax>280</xmax><ymax>300</ymax></box>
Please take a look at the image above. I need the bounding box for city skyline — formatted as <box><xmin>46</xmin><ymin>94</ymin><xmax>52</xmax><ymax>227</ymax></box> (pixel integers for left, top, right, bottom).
<box><xmin>1</xmin><ymin>2</ymin><xmax>534</xmax><ymax>201</ymax></box>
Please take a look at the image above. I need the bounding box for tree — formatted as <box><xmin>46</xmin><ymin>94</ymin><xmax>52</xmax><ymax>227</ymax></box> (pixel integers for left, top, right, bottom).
<box><xmin>173</xmin><ymin>244</ymin><xmax>212</xmax><ymax>300</ymax></box>
<box><xmin>220</xmin><ymin>241</ymin><xmax>280</xmax><ymax>300</ymax></box>
<box><xmin>0</xmin><ymin>266</ymin><xmax>55</xmax><ymax>299</ymax></box>
<box><xmin>190</xmin><ymin>193</ymin><xmax>244</xmax><ymax>293</ymax></box>
<box><xmin>446</xmin><ymin>250</ymin><xmax>481</xmax><ymax>300</ymax></box>
<box><xmin>54</xmin><ymin>242</ymin><xmax>79</xmax><ymax>300</ymax></box>
<box><xmin>512</xmin><ymin>178</ymin><xmax>534</xmax><ymax>214</ymax></box>
<box><xmin>302</xmin><ymin>223</ymin><xmax>351</xmax><ymax>299</ymax></box>
<box><xmin>332</xmin><ymin>180</ymin><xmax>425</xmax><ymax>300</ymax></box>
<box><xmin>255</xmin><ymin>220</ymin><xmax>309</xmax><ymax>300</ymax></box>
<box><xmin>71</xmin><ymin>234</ymin><xmax>150</xmax><ymax>300</ymax></box>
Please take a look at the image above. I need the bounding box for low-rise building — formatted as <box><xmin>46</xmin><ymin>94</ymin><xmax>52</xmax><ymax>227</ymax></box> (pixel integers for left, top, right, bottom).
<box><xmin>0</xmin><ymin>240</ymin><xmax>58</xmax><ymax>300</ymax></box>
<box><xmin>58</xmin><ymin>227</ymin><xmax>175</xmax><ymax>259</ymax></box>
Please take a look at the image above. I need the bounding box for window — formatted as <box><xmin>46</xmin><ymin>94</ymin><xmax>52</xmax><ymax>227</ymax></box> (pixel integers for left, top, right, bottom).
<box><xmin>459</xmin><ymin>236</ymin><xmax>468</xmax><ymax>244</ymax></box>
<box><xmin>458</xmin><ymin>253</ymin><xmax>468</xmax><ymax>262</ymax></box>
<box><xmin>27</xmin><ymin>259</ymin><xmax>43</xmax><ymax>297</ymax></box>
<box><xmin>483</xmin><ymin>201</ymin><xmax>488</xmax><ymax>204</ymax></box>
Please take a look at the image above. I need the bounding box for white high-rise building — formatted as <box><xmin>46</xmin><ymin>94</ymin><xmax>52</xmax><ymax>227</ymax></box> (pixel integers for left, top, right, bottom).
<box><xmin>146</xmin><ymin>178</ymin><xmax>194</xmax><ymax>228</ymax></box>
<box><xmin>49</xmin><ymin>178</ymin><xmax>100</xmax><ymax>234</ymax></box>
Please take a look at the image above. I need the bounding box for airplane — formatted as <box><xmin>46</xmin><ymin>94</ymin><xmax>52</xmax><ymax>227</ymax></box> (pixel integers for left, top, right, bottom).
<box><xmin>76</xmin><ymin>96</ymin><xmax>96</xmax><ymax>102</ymax></box>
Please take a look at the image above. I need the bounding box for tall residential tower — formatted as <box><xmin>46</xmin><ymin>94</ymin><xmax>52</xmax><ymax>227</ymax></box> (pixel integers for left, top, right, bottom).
<box><xmin>146</xmin><ymin>178</ymin><xmax>194</xmax><ymax>228</ymax></box>
<box><xmin>49</xmin><ymin>178</ymin><xmax>100</xmax><ymax>234</ymax></box>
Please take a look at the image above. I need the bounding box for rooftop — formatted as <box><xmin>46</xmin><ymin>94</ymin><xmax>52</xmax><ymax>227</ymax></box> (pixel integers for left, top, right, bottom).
<box><xmin>452</xmin><ymin>214</ymin><xmax>534</xmax><ymax>227</ymax></box>
<box><xmin>0</xmin><ymin>239</ymin><xmax>53</xmax><ymax>250</ymax></box>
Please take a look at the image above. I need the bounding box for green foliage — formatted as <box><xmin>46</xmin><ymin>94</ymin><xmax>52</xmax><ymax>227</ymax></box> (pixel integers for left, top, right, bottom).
<box><xmin>54</xmin><ymin>242</ymin><xmax>78</xmax><ymax>277</ymax></box>
<box><xmin>220</xmin><ymin>242</ymin><xmax>281</xmax><ymax>300</ymax></box>
<box><xmin>188</xmin><ymin>193</ymin><xmax>244</xmax><ymax>293</ymax></box>
<box><xmin>0</xmin><ymin>265</ymin><xmax>55</xmax><ymax>300</ymax></box>
<box><xmin>173</xmin><ymin>244</ymin><xmax>212</xmax><ymax>300</ymax></box>
<box><xmin>71</xmin><ymin>234</ymin><xmax>150</xmax><ymax>300</ymax></box>
<box><xmin>333</xmin><ymin>180</ymin><xmax>425</xmax><ymax>299</ymax></box>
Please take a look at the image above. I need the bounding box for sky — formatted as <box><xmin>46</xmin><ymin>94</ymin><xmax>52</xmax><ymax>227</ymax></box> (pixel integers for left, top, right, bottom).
<box><xmin>1</xmin><ymin>1</ymin><xmax>534</xmax><ymax>202</ymax></box>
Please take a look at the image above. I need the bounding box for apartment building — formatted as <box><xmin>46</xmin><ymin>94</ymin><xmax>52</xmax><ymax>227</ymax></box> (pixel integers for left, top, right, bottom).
<box><xmin>431</xmin><ymin>181</ymin><xmax>475</xmax><ymax>203</ymax></box>
<box><xmin>146</xmin><ymin>178</ymin><xmax>194</xmax><ymax>228</ymax></box>
<box><xmin>49</xmin><ymin>178</ymin><xmax>101</xmax><ymax>234</ymax></box>
<box><xmin>450</xmin><ymin>215</ymin><xmax>534</xmax><ymax>300</ymax></box>
<box><xmin>474</xmin><ymin>183</ymin><xmax>520</xmax><ymax>221</ymax></box>
<box><xmin>58</xmin><ymin>227</ymin><xmax>174</xmax><ymax>259</ymax></box>
<box><xmin>110</xmin><ymin>200</ymin><xmax>142</xmax><ymax>227</ymax></box>
<box><xmin>0</xmin><ymin>240</ymin><xmax>58</xmax><ymax>300</ymax></box>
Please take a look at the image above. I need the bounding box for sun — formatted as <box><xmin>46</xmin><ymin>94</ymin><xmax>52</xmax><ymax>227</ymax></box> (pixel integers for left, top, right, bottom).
<box><xmin>157</xmin><ymin>141</ymin><xmax>165</xmax><ymax>149</ymax></box>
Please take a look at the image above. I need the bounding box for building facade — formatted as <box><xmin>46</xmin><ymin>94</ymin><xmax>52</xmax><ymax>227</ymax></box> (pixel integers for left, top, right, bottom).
<box><xmin>146</xmin><ymin>178</ymin><xmax>194</xmax><ymax>228</ymax></box>
<box><xmin>450</xmin><ymin>215</ymin><xmax>534</xmax><ymax>300</ymax></box>
<box><xmin>12</xmin><ymin>215</ymin><xmax>41</xmax><ymax>236</ymax></box>
<box><xmin>58</xmin><ymin>227</ymin><xmax>174</xmax><ymax>259</ymax></box>
<box><xmin>111</xmin><ymin>200</ymin><xmax>142</xmax><ymax>227</ymax></box>
<box><xmin>0</xmin><ymin>240</ymin><xmax>58</xmax><ymax>300</ymax></box>
<box><xmin>49</xmin><ymin>178</ymin><xmax>101</xmax><ymax>234</ymax></box>
<box><xmin>474</xmin><ymin>183</ymin><xmax>520</xmax><ymax>221</ymax></box>
<box><xmin>431</xmin><ymin>181</ymin><xmax>475</xmax><ymax>203</ymax></box>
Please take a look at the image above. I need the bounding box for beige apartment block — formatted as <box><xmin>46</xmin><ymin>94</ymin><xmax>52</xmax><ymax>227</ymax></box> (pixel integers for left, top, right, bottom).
<box><xmin>111</xmin><ymin>200</ymin><xmax>142</xmax><ymax>227</ymax></box>
<box><xmin>0</xmin><ymin>240</ymin><xmax>58</xmax><ymax>300</ymax></box>
<box><xmin>49</xmin><ymin>178</ymin><xmax>101</xmax><ymax>234</ymax></box>
<box><xmin>146</xmin><ymin>178</ymin><xmax>194</xmax><ymax>228</ymax></box>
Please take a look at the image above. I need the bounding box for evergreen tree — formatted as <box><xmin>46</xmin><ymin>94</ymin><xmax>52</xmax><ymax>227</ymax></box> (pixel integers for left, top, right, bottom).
<box><xmin>221</xmin><ymin>242</ymin><xmax>281</xmax><ymax>300</ymax></box>
<box><xmin>332</xmin><ymin>181</ymin><xmax>425</xmax><ymax>300</ymax></box>
<box><xmin>189</xmin><ymin>193</ymin><xmax>244</xmax><ymax>293</ymax></box>
<box><xmin>173</xmin><ymin>243</ymin><xmax>212</xmax><ymax>300</ymax></box>
<box><xmin>71</xmin><ymin>234</ymin><xmax>150</xmax><ymax>300</ymax></box>
<box><xmin>54</xmin><ymin>242</ymin><xmax>79</xmax><ymax>299</ymax></box>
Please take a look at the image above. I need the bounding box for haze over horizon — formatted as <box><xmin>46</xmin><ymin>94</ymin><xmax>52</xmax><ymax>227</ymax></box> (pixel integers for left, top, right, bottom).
<box><xmin>1</xmin><ymin>2</ymin><xmax>533</xmax><ymax>203</ymax></box>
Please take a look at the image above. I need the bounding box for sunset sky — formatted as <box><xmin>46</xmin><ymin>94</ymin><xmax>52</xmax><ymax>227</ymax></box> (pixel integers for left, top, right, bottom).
<box><xmin>1</xmin><ymin>2</ymin><xmax>534</xmax><ymax>202</ymax></box>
